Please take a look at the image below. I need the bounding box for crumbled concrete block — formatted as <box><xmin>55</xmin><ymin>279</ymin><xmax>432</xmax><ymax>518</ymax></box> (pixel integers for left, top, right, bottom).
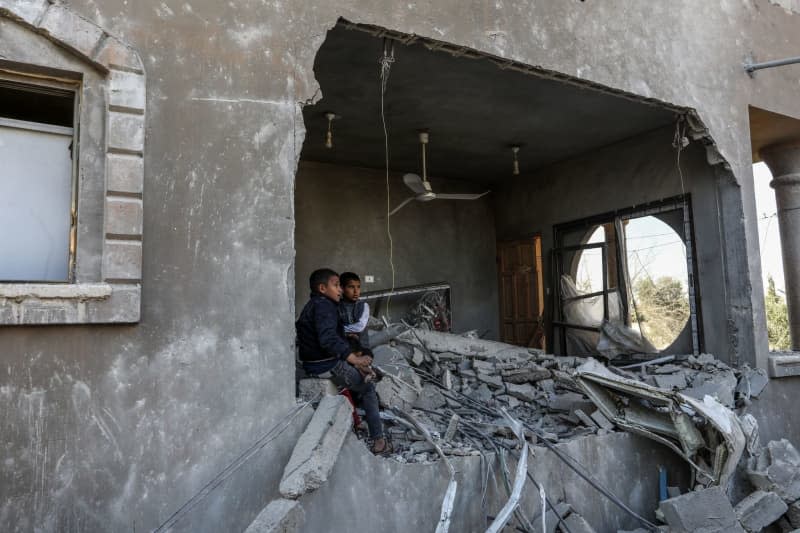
<box><xmin>411</xmin><ymin>347</ymin><xmax>425</xmax><ymax>366</ymax></box>
<box><xmin>667</xmin><ymin>486</ymin><xmax>681</xmax><ymax>498</ymax></box>
<box><xmin>444</xmin><ymin>414</ymin><xmax>460</xmax><ymax>441</ymax></box>
<box><xmin>769</xmin><ymin>439</ymin><xmax>800</xmax><ymax>467</ymax></box>
<box><xmin>590</xmin><ymin>409</ymin><xmax>615</xmax><ymax>431</ymax></box>
<box><xmin>502</xmin><ymin>367</ymin><xmax>551</xmax><ymax>384</ymax></box>
<box><xmin>245</xmin><ymin>499</ymin><xmax>304</xmax><ymax>533</ymax></box>
<box><xmin>476</xmin><ymin>371</ymin><xmax>505</xmax><ymax>389</ymax></box>
<box><xmin>545</xmin><ymin>503</ymin><xmax>572</xmax><ymax>533</ymax></box>
<box><xmin>573</xmin><ymin>409</ymin><xmax>598</xmax><ymax>428</ymax></box>
<box><xmin>736</xmin><ymin>367</ymin><xmax>769</xmax><ymax>398</ymax></box>
<box><xmin>548</xmin><ymin>392</ymin><xmax>591</xmax><ymax>413</ymax></box>
<box><xmin>279</xmin><ymin>395</ymin><xmax>352</xmax><ymax>499</ymax></box>
<box><xmin>373</xmin><ymin>345</ymin><xmax>422</xmax><ymax>386</ymax></box>
<box><xmin>560</xmin><ymin>512</ymin><xmax>597</xmax><ymax>533</ymax></box>
<box><xmin>376</xmin><ymin>375</ymin><xmax>419</xmax><ymax>411</ymax></box>
<box><xmin>653</xmin><ymin>373</ymin><xmax>688</xmax><ymax>390</ymax></box>
<box><xmin>496</xmin><ymin>394</ymin><xmax>520</xmax><ymax>409</ymax></box>
<box><xmin>506</xmin><ymin>383</ymin><xmax>537</xmax><ymax>402</ymax></box>
<box><xmin>658</xmin><ymin>486</ymin><xmax>738</xmax><ymax>532</ymax></box>
<box><xmin>753</xmin><ymin>461</ymin><xmax>800</xmax><ymax>502</ymax></box>
<box><xmin>297</xmin><ymin>378</ymin><xmax>337</xmax><ymax>402</ymax></box>
<box><xmin>413</xmin><ymin>385</ymin><xmax>447</xmax><ymax>410</ymax></box>
<box><xmin>735</xmin><ymin>490</ymin><xmax>787</xmax><ymax>532</ymax></box>
<box><xmin>787</xmin><ymin>500</ymin><xmax>800</xmax><ymax>527</ymax></box>
<box><xmin>469</xmin><ymin>384</ymin><xmax>493</xmax><ymax>403</ymax></box>
<box><xmin>442</xmin><ymin>369</ymin><xmax>453</xmax><ymax>390</ymax></box>
<box><xmin>682</xmin><ymin>370</ymin><xmax>737</xmax><ymax>407</ymax></box>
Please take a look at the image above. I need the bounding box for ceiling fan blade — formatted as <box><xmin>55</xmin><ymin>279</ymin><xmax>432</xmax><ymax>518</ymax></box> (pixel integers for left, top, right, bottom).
<box><xmin>434</xmin><ymin>191</ymin><xmax>491</xmax><ymax>201</ymax></box>
<box><xmin>403</xmin><ymin>173</ymin><xmax>428</xmax><ymax>195</ymax></box>
<box><xmin>388</xmin><ymin>196</ymin><xmax>417</xmax><ymax>216</ymax></box>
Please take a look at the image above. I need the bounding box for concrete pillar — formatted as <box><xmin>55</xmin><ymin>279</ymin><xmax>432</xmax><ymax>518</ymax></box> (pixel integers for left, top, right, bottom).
<box><xmin>761</xmin><ymin>142</ymin><xmax>800</xmax><ymax>350</ymax></box>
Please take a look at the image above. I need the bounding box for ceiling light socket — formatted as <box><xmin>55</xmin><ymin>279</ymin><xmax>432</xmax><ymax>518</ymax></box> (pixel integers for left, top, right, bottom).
<box><xmin>511</xmin><ymin>145</ymin><xmax>521</xmax><ymax>175</ymax></box>
<box><xmin>325</xmin><ymin>112</ymin><xmax>338</xmax><ymax>149</ymax></box>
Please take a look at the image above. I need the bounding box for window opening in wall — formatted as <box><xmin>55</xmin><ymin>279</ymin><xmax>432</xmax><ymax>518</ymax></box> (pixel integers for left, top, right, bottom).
<box><xmin>753</xmin><ymin>161</ymin><xmax>790</xmax><ymax>350</ymax></box>
<box><xmin>554</xmin><ymin>197</ymin><xmax>699</xmax><ymax>359</ymax></box>
<box><xmin>0</xmin><ymin>76</ymin><xmax>78</xmax><ymax>282</ymax></box>
<box><xmin>624</xmin><ymin>215</ymin><xmax>690</xmax><ymax>351</ymax></box>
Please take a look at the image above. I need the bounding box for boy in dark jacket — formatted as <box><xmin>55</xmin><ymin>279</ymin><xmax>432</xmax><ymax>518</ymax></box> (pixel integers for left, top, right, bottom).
<box><xmin>296</xmin><ymin>268</ymin><xmax>389</xmax><ymax>454</ymax></box>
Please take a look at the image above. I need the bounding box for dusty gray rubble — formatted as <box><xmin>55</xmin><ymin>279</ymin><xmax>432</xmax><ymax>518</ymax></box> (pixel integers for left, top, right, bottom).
<box><xmin>360</xmin><ymin>324</ymin><xmax>767</xmax><ymax>466</ymax></box>
<box><xmin>313</xmin><ymin>324</ymin><xmax>799</xmax><ymax>531</ymax></box>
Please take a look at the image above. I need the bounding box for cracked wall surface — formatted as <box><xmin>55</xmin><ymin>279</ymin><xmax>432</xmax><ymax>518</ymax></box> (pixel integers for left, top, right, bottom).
<box><xmin>1</xmin><ymin>0</ymin><xmax>799</xmax><ymax>531</ymax></box>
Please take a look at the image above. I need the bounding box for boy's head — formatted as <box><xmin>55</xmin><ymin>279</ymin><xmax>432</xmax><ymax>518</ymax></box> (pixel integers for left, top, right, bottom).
<box><xmin>339</xmin><ymin>272</ymin><xmax>361</xmax><ymax>302</ymax></box>
<box><xmin>309</xmin><ymin>268</ymin><xmax>341</xmax><ymax>302</ymax></box>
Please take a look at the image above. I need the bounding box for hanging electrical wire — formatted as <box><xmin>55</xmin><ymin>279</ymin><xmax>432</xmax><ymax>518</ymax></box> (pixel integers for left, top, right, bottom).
<box><xmin>379</xmin><ymin>38</ymin><xmax>397</xmax><ymax>317</ymax></box>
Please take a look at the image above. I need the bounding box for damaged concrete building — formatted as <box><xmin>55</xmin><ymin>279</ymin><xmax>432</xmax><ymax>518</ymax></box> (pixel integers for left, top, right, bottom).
<box><xmin>3</xmin><ymin>0</ymin><xmax>800</xmax><ymax>531</ymax></box>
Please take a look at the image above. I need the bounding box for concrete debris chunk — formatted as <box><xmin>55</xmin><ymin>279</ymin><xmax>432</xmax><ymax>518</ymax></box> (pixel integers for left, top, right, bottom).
<box><xmin>279</xmin><ymin>395</ymin><xmax>353</xmax><ymax>499</ymax></box>
<box><xmin>786</xmin><ymin>500</ymin><xmax>800</xmax><ymax>528</ymax></box>
<box><xmin>244</xmin><ymin>499</ymin><xmax>305</xmax><ymax>533</ymax></box>
<box><xmin>769</xmin><ymin>439</ymin><xmax>800</xmax><ymax>467</ymax></box>
<box><xmin>573</xmin><ymin>409</ymin><xmax>598</xmax><ymax>428</ymax></box>
<box><xmin>736</xmin><ymin>366</ymin><xmax>769</xmax><ymax>399</ymax></box>
<box><xmin>658</xmin><ymin>486</ymin><xmax>738</xmax><ymax>532</ymax></box>
<box><xmin>297</xmin><ymin>378</ymin><xmax>337</xmax><ymax>402</ymax></box>
<box><xmin>412</xmin><ymin>385</ymin><xmax>447</xmax><ymax>410</ymax></box>
<box><xmin>559</xmin><ymin>511</ymin><xmax>597</xmax><ymax>533</ymax></box>
<box><xmin>681</xmin><ymin>370</ymin><xmax>737</xmax><ymax>407</ymax></box>
<box><xmin>476</xmin><ymin>371</ymin><xmax>505</xmax><ymax>389</ymax></box>
<box><xmin>505</xmin><ymin>382</ymin><xmax>537</xmax><ymax>402</ymax></box>
<box><xmin>548</xmin><ymin>392</ymin><xmax>593</xmax><ymax>413</ymax></box>
<box><xmin>590</xmin><ymin>409</ymin><xmax>615</xmax><ymax>431</ymax></box>
<box><xmin>735</xmin><ymin>490</ymin><xmax>787</xmax><ymax>532</ymax></box>
<box><xmin>653</xmin><ymin>372</ymin><xmax>688</xmax><ymax>390</ymax></box>
<box><xmin>748</xmin><ymin>443</ymin><xmax>800</xmax><ymax>503</ymax></box>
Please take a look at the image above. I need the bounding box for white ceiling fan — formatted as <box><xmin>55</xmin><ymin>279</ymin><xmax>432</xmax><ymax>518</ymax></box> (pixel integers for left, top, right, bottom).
<box><xmin>389</xmin><ymin>131</ymin><xmax>490</xmax><ymax>216</ymax></box>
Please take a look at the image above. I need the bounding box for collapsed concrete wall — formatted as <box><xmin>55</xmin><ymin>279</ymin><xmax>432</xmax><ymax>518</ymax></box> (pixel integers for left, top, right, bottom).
<box><xmin>1</xmin><ymin>0</ymin><xmax>799</xmax><ymax>531</ymax></box>
<box><xmin>295</xmin><ymin>161</ymin><xmax>499</xmax><ymax>337</ymax></box>
<box><xmin>299</xmin><ymin>430</ymin><xmax>689</xmax><ymax>532</ymax></box>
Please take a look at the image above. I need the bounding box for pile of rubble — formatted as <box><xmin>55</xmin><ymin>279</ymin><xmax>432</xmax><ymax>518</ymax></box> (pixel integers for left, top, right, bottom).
<box><xmin>646</xmin><ymin>438</ymin><xmax>800</xmax><ymax>532</ymax></box>
<box><xmin>298</xmin><ymin>324</ymin><xmax>788</xmax><ymax>532</ymax></box>
<box><xmin>361</xmin><ymin>326</ymin><xmax>767</xmax><ymax>466</ymax></box>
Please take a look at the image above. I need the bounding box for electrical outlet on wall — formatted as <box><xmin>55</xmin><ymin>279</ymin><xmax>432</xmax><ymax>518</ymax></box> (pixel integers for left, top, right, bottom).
<box><xmin>365</xmin><ymin>275</ymin><xmax>375</xmax><ymax>283</ymax></box>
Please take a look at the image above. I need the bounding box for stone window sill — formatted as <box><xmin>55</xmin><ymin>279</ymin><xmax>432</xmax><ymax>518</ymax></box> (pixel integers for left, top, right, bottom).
<box><xmin>0</xmin><ymin>282</ymin><xmax>140</xmax><ymax>325</ymax></box>
<box><xmin>767</xmin><ymin>353</ymin><xmax>800</xmax><ymax>378</ymax></box>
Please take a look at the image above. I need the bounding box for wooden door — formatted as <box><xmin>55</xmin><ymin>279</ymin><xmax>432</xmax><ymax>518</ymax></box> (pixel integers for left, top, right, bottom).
<box><xmin>497</xmin><ymin>237</ymin><xmax>545</xmax><ymax>348</ymax></box>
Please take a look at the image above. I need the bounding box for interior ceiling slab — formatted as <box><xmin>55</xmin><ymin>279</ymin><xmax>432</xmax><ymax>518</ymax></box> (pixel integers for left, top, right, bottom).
<box><xmin>301</xmin><ymin>25</ymin><xmax>678</xmax><ymax>185</ymax></box>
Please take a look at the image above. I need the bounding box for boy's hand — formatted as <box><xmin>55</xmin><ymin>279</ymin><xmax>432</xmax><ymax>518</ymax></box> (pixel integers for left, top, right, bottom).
<box><xmin>346</xmin><ymin>352</ymin><xmax>372</xmax><ymax>370</ymax></box>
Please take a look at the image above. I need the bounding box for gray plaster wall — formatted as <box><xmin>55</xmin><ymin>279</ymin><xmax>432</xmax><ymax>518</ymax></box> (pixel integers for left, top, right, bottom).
<box><xmin>301</xmin><ymin>431</ymin><xmax>690</xmax><ymax>533</ymax></box>
<box><xmin>295</xmin><ymin>161</ymin><xmax>500</xmax><ymax>338</ymax></box>
<box><xmin>0</xmin><ymin>1</ymin><xmax>799</xmax><ymax>531</ymax></box>
<box><xmin>495</xmin><ymin>127</ymin><xmax>739</xmax><ymax>363</ymax></box>
<box><xmin>744</xmin><ymin>377</ymin><xmax>800</xmax><ymax>446</ymax></box>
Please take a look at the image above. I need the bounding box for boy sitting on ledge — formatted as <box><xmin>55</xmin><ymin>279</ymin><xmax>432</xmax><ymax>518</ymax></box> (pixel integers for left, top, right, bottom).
<box><xmin>296</xmin><ymin>268</ymin><xmax>390</xmax><ymax>454</ymax></box>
